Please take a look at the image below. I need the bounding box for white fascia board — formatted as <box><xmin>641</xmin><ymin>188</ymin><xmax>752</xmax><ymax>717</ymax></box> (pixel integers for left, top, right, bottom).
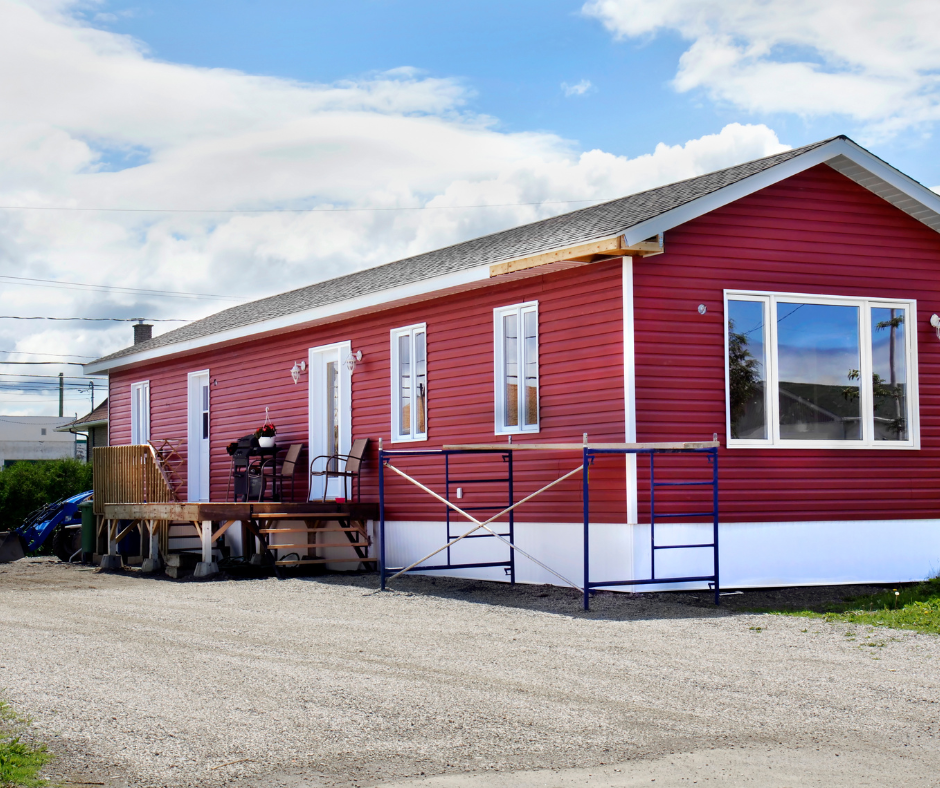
<box><xmin>84</xmin><ymin>262</ymin><xmax>493</xmax><ymax>374</ymax></box>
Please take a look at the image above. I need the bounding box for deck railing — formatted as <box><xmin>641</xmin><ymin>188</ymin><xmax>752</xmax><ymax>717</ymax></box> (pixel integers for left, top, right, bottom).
<box><xmin>92</xmin><ymin>444</ymin><xmax>178</xmax><ymax>516</ymax></box>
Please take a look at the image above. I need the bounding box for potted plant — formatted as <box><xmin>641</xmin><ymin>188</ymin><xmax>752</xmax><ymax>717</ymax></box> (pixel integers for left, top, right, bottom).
<box><xmin>256</xmin><ymin>408</ymin><xmax>277</xmax><ymax>448</ymax></box>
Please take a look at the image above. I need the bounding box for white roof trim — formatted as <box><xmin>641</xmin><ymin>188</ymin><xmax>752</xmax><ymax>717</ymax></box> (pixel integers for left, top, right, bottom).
<box><xmin>87</xmin><ymin>138</ymin><xmax>940</xmax><ymax>375</ymax></box>
<box><xmin>85</xmin><ymin>262</ymin><xmax>495</xmax><ymax>373</ymax></box>
<box><xmin>624</xmin><ymin>138</ymin><xmax>940</xmax><ymax>245</ymax></box>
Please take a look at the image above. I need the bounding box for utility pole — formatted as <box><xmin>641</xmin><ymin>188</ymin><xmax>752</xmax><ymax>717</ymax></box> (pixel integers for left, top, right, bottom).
<box><xmin>58</xmin><ymin>372</ymin><xmax>64</xmax><ymax>417</ymax></box>
<box><xmin>90</xmin><ymin>380</ymin><xmax>95</xmax><ymax>413</ymax></box>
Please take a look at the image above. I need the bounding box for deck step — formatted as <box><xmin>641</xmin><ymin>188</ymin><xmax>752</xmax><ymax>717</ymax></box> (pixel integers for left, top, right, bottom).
<box><xmin>257</xmin><ymin>527</ymin><xmax>367</xmax><ymax>534</ymax></box>
<box><xmin>265</xmin><ymin>542</ymin><xmax>369</xmax><ymax>550</ymax></box>
<box><xmin>275</xmin><ymin>557</ymin><xmax>376</xmax><ymax>565</ymax></box>
<box><xmin>252</xmin><ymin>513</ymin><xmax>362</xmax><ymax>520</ymax></box>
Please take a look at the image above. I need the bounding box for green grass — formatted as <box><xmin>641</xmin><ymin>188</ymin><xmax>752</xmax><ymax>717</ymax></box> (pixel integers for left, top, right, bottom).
<box><xmin>768</xmin><ymin>578</ymin><xmax>940</xmax><ymax>634</ymax></box>
<box><xmin>0</xmin><ymin>700</ymin><xmax>50</xmax><ymax>787</ymax></box>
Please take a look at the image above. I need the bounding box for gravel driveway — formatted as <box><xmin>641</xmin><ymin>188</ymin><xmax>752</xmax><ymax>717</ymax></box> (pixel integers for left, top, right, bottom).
<box><xmin>1</xmin><ymin>558</ymin><xmax>939</xmax><ymax>787</ymax></box>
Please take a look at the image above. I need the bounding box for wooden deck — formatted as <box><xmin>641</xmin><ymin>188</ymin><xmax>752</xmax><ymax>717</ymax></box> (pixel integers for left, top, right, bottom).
<box><xmin>101</xmin><ymin>502</ymin><xmax>379</xmax><ymax>575</ymax></box>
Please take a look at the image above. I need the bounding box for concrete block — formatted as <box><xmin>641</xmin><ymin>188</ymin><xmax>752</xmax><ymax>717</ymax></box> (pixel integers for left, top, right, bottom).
<box><xmin>140</xmin><ymin>557</ymin><xmax>162</xmax><ymax>573</ymax></box>
<box><xmin>166</xmin><ymin>552</ymin><xmax>200</xmax><ymax>569</ymax></box>
<box><xmin>99</xmin><ymin>554</ymin><xmax>123</xmax><ymax>571</ymax></box>
<box><xmin>194</xmin><ymin>561</ymin><xmax>219</xmax><ymax>578</ymax></box>
<box><xmin>164</xmin><ymin>565</ymin><xmax>191</xmax><ymax>579</ymax></box>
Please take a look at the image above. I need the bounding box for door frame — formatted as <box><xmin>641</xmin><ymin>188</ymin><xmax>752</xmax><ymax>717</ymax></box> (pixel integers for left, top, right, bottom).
<box><xmin>187</xmin><ymin>369</ymin><xmax>211</xmax><ymax>502</ymax></box>
<box><xmin>307</xmin><ymin>341</ymin><xmax>352</xmax><ymax>501</ymax></box>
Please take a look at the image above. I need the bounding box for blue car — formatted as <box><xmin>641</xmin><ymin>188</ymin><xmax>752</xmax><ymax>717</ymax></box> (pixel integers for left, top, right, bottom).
<box><xmin>16</xmin><ymin>490</ymin><xmax>93</xmax><ymax>561</ymax></box>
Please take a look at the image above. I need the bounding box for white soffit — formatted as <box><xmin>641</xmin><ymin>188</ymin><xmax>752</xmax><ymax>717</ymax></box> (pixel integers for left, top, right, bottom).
<box><xmin>824</xmin><ymin>153</ymin><xmax>940</xmax><ymax>234</ymax></box>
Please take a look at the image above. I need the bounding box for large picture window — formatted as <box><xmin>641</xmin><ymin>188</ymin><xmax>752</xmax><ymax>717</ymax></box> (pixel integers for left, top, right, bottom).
<box><xmin>494</xmin><ymin>301</ymin><xmax>539</xmax><ymax>434</ymax></box>
<box><xmin>725</xmin><ymin>292</ymin><xmax>918</xmax><ymax>448</ymax></box>
<box><xmin>391</xmin><ymin>323</ymin><xmax>427</xmax><ymax>442</ymax></box>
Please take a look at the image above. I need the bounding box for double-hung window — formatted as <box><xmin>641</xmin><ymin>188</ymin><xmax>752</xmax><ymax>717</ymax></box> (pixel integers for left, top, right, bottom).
<box><xmin>130</xmin><ymin>380</ymin><xmax>150</xmax><ymax>445</ymax></box>
<box><xmin>725</xmin><ymin>291</ymin><xmax>918</xmax><ymax>448</ymax></box>
<box><xmin>391</xmin><ymin>323</ymin><xmax>427</xmax><ymax>442</ymax></box>
<box><xmin>494</xmin><ymin>301</ymin><xmax>539</xmax><ymax>434</ymax></box>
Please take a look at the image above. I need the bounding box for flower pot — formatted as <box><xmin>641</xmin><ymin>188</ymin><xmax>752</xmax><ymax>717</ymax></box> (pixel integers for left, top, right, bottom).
<box><xmin>258</xmin><ymin>436</ymin><xmax>275</xmax><ymax>448</ymax></box>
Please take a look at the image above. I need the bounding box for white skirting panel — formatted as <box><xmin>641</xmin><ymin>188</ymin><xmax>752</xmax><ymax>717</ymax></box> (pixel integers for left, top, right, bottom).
<box><xmin>382</xmin><ymin>518</ymin><xmax>940</xmax><ymax>590</ymax></box>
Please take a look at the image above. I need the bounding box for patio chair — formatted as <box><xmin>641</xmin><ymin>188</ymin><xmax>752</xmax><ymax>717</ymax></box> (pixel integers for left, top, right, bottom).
<box><xmin>309</xmin><ymin>438</ymin><xmax>369</xmax><ymax>503</ymax></box>
<box><xmin>263</xmin><ymin>443</ymin><xmax>303</xmax><ymax>502</ymax></box>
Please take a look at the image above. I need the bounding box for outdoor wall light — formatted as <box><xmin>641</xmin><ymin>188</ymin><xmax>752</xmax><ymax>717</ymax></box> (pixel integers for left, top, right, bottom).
<box><xmin>931</xmin><ymin>314</ymin><xmax>940</xmax><ymax>340</ymax></box>
<box><xmin>290</xmin><ymin>360</ymin><xmax>306</xmax><ymax>384</ymax></box>
<box><xmin>345</xmin><ymin>350</ymin><xmax>363</xmax><ymax>373</ymax></box>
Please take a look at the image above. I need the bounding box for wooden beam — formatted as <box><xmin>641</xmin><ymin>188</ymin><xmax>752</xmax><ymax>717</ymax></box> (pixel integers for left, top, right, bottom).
<box><xmin>488</xmin><ymin>234</ymin><xmax>664</xmax><ymax>278</ymax></box>
<box><xmin>489</xmin><ymin>237</ymin><xmax>625</xmax><ymax>277</ymax></box>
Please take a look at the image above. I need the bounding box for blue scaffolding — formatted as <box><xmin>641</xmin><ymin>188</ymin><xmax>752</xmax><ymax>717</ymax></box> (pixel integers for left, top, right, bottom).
<box><xmin>378</xmin><ymin>440</ymin><xmax>720</xmax><ymax>610</ymax></box>
<box><xmin>581</xmin><ymin>444</ymin><xmax>719</xmax><ymax>609</ymax></box>
<box><xmin>378</xmin><ymin>448</ymin><xmax>516</xmax><ymax>588</ymax></box>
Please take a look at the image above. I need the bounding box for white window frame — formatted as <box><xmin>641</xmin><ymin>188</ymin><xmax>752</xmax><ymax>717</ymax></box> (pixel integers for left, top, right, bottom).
<box><xmin>724</xmin><ymin>289</ymin><xmax>919</xmax><ymax>450</ymax></box>
<box><xmin>390</xmin><ymin>323</ymin><xmax>428</xmax><ymax>443</ymax></box>
<box><xmin>130</xmin><ymin>380</ymin><xmax>150</xmax><ymax>445</ymax></box>
<box><xmin>494</xmin><ymin>301</ymin><xmax>540</xmax><ymax>435</ymax></box>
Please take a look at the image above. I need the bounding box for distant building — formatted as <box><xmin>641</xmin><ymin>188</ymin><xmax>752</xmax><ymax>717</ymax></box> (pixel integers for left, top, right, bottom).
<box><xmin>55</xmin><ymin>399</ymin><xmax>109</xmax><ymax>462</ymax></box>
<box><xmin>0</xmin><ymin>416</ymin><xmax>77</xmax><ymax>467</ymax></box>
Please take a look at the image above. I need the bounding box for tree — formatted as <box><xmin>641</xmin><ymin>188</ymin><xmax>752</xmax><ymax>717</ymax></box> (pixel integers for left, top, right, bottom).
<box><xmin>728</xmin><ymin>319</ymin><xmax>761</xmax><ymax>439</ymax></box>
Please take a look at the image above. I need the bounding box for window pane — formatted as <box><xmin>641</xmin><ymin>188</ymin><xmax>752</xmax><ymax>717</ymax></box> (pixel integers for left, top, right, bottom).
<box><xmin>523</xmin><ymin>309</ymin><xmax>538</xmax><ymax>426</ymax></box>
<box><xmin>327</xmin><ymin>361</ymin><xmax>339</xmax><ymax>469</ymax></box>
<box><xmin>727</xmin><ymin>300</ymin><xmax>767</xmax><ymax>439</ymax></box>
<box><xmin>399</xmin><ymin>334</ymin><xmax>411</xmax><ymax>436</ymax></box>
<box><xmin>503</xmin><ymin>313</ymin><xmax>519</xmax><ymax>427</ymax></box>
<box><xmin>415</xmin><ymin>330</ymin><xmax>427</xmax><ymax>435</ymax></box>
<box><xmin>871</xmin><ymin>307</ymin><xmax>908</xmax><ymax>441</ymax></box>
<box><xmin>777</xmin><ymin>302</ymin><xmax>861</xmax><ymax>440</ymax></box>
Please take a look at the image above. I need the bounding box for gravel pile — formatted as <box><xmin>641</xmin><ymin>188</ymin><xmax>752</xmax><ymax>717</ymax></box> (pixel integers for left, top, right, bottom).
<box><xmin>1</xmin><ymin>558</ymin><xmax>939</xmax><ymax>787</ymax></box>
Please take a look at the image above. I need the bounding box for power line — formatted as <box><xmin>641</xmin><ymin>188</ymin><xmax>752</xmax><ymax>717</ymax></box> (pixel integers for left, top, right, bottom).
<box><xmin>0</xmin><ymin>198</ymin><xmax>610</xmax><ymax>215</ymax></box>
<box><xmin>0</xmin><ymin>361</ymin><xmax>87</xmax><ymax>366</ymax></box>
<box><xmin>0</xmin><ymin>316</ymin><xmax>187</xmax><ymax>322</ymax></box>
<box><xmin>0</xmin><ymin>274</ymin><xmax>241</xmax><ymax>302</ymax></box>
<box><xmin>0</xmin><ymin>373</ymin><xmax>104</xmax><ymax>380</ymax></box>
<box><xmin>0</xmin><ymin>349</ymin><xmax>97</xmax><ymax>359</ymax></box>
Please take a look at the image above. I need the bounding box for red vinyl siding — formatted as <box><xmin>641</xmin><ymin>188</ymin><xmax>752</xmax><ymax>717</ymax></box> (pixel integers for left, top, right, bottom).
<box><xmin>109</xmin><ymin>260</ymin><xmax>626</xmax><ymax>522</ymax></box>
<box><xmin>634</xmin><ymin>163</ymin><xmax>940</xmax><ymax>523</ymax></box>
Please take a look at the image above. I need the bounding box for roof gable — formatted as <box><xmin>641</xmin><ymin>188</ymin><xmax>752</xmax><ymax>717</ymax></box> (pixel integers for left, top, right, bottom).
<box><xmin>86</xmin><ymin>135</ymin><xmax>940</xmax><ymax>373</ymax></box>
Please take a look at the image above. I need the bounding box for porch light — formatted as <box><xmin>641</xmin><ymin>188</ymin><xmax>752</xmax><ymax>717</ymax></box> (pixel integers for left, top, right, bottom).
<box><xmin>290</xmin><ymin>360</ymin><xmax>306</xmax><ymax>384</ymax></box>
<box><xmin>931</xmin><ymin>314</ymin><xmax>940</xmax><ymax>340</ymax></box>
<box><xmin>345</xmin><ymin>350</ymin><xmax>362</xmax><ymax>373</ymax></box>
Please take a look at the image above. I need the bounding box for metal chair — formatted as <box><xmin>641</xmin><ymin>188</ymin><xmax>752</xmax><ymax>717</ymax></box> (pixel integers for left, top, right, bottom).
<box><xmin>263</xmin><ymin>443</ymin><xmax>303</xmax><ymax>502</ymax></box>
<box><xmin>309</xmin><ymin>438</ymin><xmax>369</xmax><ymax>502</ymax></box>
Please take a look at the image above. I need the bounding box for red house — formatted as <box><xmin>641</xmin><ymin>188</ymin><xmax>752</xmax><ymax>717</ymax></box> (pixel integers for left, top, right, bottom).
<box><xmin>86</xmin><ymin>135</ymin><xmax>940</xmax><ymax>590</ymax></box>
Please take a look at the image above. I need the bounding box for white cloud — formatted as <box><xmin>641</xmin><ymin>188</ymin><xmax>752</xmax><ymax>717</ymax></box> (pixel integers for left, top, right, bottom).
<box><xmin>583</xmin><ymin>0</ymin><xmax>940</xmax><ymax>138</ymax></box>
<box><xmin>562</xmin><ymin>79</ymin><xmax>595</xmax><ymax>97</ymax></box>
<box><xmin>0</xmin><ymin>1</ymin><xmax>788</xmax><ymax>415</ymax></box>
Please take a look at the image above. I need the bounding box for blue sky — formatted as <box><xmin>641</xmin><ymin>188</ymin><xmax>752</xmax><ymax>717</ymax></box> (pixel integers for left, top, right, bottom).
<box><xmin>1</xmin><ymin>0</ymin><xmax>938</xmax><ymax>414</ymax></box>
<box><xmin>80</xmin><ymin>0</ymin><xmax>940</xmax><ymax>184</ymax></box>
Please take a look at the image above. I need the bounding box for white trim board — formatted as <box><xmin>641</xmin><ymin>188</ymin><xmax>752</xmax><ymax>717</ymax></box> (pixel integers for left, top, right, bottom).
<box><xmin>85</xmin><ymin>138</ymin><xmax>940</xmax><ymax>376</ymax></box>
<box><xmin>382</xmin><ymin>518</ymin><xmax>940</xmax><ymax>592</ymax></box>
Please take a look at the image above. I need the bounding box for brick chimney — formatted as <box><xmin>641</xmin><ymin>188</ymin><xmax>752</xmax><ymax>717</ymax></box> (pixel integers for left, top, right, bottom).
<box><xmin>133</xmin><ymin>320</ymin><xmax>153</xmax><ymax>345</ymax></box>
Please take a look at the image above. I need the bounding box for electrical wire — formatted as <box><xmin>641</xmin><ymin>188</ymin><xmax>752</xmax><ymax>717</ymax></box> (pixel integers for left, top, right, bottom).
<box><xmin>0</xmin><ymin>198</ymin><xmax>611</xmax><ymax>214</ymax></box>
<box><xmin>0</xmin><ymin>349</ymin><xmax>97</xmax><ymax>359</ymax></box>
<box><xmin>0</xmin><ymin>316</ymin><xmax>187</xmax><ymax>322</ymax></box>
<box><xmin>0</xmin><ymin>274</ymin><xmax>241</xmax><ymax>302</ymax></box>
<box><xmin>0</xmin><ymin>373</ymin><xmax>105</xmax><ymax>380</ymax></box>
<box><xmin>0</xmin><ymin>361</ymin><xmax>87</xmax><ymax>366</ymax></box>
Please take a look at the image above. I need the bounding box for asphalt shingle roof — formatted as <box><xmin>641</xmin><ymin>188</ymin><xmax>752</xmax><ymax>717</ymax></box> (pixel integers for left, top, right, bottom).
<box><xmin>91</xmin><ymin>136</ymin><xmax>839</xmax><ymax>366</ymax></box>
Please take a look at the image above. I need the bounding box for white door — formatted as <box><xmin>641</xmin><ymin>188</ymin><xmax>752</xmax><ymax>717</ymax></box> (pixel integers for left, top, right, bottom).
<box><xmin>187</xmin><ymin>370</ymin><xmax>211</xmax><ymax>502</ymax></box>
<box><xmin>308</xmin><ymin>342</ymin><xmax>352</xmax><ymax>500</ymax></box>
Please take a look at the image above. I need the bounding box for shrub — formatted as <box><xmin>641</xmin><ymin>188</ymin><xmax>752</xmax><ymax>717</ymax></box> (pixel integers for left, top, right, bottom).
<box><xmin>0</xmin><ymin>459</ymin><xmax>93</xmax><ymax>534</ymax></box>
